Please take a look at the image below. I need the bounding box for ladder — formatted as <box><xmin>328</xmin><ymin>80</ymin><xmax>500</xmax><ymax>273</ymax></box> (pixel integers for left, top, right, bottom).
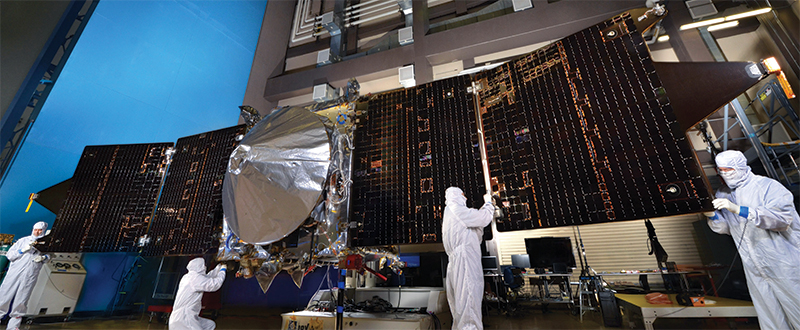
<box><xmin>577</xmin><ymin>274</ymin><xmax>603</xmax><ymax>322</ymax></box>
<box><xmin>152</xmin><ymin>257</ymin><xmax>181</xmax><ymax>300</ymax></box>
<box><xmin>573</xmin><ymin>226</ymin><xmax>604</xmax><ymax>322</ymax></box>
<box><xmin>751</xmin><ymin>81</ymin><xmax>800</xmax><ymax>190</ymax></box>
<box><xmin>108</xmin><ymin>255</ymin><xmax>147</xmax><ymax>316</ymax></box>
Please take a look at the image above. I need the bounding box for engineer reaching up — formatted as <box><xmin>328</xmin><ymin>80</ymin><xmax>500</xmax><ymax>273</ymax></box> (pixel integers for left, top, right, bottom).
<box><xmin>442</xmin><ymin>187</ymin><xmax>494</xmax><ymax>330</ymax></box>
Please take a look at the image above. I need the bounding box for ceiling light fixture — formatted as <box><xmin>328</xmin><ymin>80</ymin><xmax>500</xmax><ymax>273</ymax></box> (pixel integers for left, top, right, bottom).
<box><xmin>762</xmin><ymin>57</ymin><xmax>781</xmax><ymax>73</ymax></box>
<box><xmin>707</xmin><ymin>20</ymin><xmax>739</xmax><ymax>31</ymax></box>
<box><xmin>724</xmin><ymin>7</ymin><xmax>772</xmax><ymax>21</ymax></box>
<box><xmin>679</xmin><ymin>7</ymin><xmax>771</xmax><ymax>30</ymax></box>
<box><xmin>679</xmin><ymin>17</ymin><xmax>724</xmax><ymax>30</ymax></box>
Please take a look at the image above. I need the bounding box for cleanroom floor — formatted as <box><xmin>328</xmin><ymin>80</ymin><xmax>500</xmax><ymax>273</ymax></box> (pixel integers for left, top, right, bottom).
<box><xmin>16</xmin><ymin>304</ymin><xmax>758</xmax><ymax>329</ymax></box>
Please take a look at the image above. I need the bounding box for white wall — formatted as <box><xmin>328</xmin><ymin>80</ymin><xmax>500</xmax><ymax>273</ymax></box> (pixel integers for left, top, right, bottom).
<box><xmin>649</xmin><ymin>47</ymin><xmax>679</xmax><ymax>62</ymax></box>
<box><xmin>493</xmin><ymin>213</ymin><xmax>706</xmax><ymax>285</ymax></box>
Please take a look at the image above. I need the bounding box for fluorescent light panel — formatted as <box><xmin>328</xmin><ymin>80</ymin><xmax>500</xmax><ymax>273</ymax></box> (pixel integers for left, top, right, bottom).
<box><xmin>724</xmin><ymin>7</ymin><xmax>772</xmax><ymax>21</ymax></box>
<box><xmin>657</xmin><ymin>35</ymin><xmax>670</xmax><ymax>42</ymax></box>
<box><xmin>679</xmin><ymin>7</ymin><xmax>771</xmax><ymax>30</ymax></box>
<box><xmin>680</xmin><ymin>17</ymin><xmax>724</xmax><ymax>30</ymax></box>
<box><xmin>707</xmin><ymin>20</ymin><xmax>739</xmax><ymax>31</ymax></box>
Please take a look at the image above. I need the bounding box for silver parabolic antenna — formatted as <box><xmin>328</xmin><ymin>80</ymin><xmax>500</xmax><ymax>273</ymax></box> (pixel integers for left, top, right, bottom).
<box><xmin>222</xmin><ymin>107</ymin><xmax>330</xmax><ymax>244</ymax></box>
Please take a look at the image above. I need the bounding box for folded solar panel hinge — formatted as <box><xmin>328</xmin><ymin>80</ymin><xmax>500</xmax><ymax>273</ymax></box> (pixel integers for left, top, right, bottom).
<box><xmin>164</xmin><ymin>147</ymin><xmax>175</xmax><ymax>166</ymax></box>
<box><xmin>137</xmin><ymin>234</ymin><xmax>151</xmax><ymax>247</ymax></box>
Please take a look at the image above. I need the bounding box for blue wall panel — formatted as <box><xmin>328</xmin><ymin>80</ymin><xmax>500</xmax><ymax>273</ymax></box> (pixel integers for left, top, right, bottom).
<box><xmin>222</xmin><ymin>267</ymin><xmax>338</xmax><ymax>309</ymax></box>
<box><xmin>0</xmin><ymin>0</ymin><xmax>266</xmax><ymax>239</ymax></box>
<box><xmin>0</xmin><ymin>0</ymin><xmax>266</xmax><ymax>311</ymax></box>
<box><xmin>75</xmin><ymin>253</ymin><xmax>137</xmax><ymax>312</ymax></box>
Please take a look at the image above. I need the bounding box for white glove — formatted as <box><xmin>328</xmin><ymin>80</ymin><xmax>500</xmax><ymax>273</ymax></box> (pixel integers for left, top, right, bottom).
<box><xmin>484</xmin><ymin>194</ymin><xmax>493</xmax><ymax>203</ymax></box>
<box><xmin>712</xmin><ymin>198</ymin><xmax>740</xmax><ymax>215</ymax></box>
<box><xmin>33</xmin><ymin>255</ymin><xmax>47</xmax><ymax>263</ymax></box>
<box><xmin>703</xmin><ymin>211</ymin><xmax>716</xmax><ymax>218</ymax></box>
<box><xmin>20</xmin><ymin>241</ymin><xmax>35</xmax><ymax>253</ymax></box>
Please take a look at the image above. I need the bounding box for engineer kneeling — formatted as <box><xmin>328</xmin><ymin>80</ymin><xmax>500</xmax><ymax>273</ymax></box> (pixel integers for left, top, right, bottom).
<box><xmin>169</xmin><ymin>258</ymin><xmax>227</xmax><ymax>330</ymax></box>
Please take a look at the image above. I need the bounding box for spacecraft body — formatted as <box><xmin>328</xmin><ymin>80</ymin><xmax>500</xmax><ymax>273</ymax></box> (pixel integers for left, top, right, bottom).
<box><xmin>218</xmin><ymin>6</ymin><xmax>773</xmax><ymax>291</ymax></box>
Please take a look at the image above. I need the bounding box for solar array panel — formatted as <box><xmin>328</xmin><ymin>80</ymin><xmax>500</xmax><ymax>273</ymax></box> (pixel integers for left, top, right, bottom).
<box><xmin>46</xmin><ymin>143</ymin><xmax>173</xmax><ymax>252</ymax></box>
<box><xmin>144</xmin><ymin>125</ymin><xmax>246</xmax><ymax>256</ymax></box>
<box><xmin>349</xmin><ymin>76</ymin><xmax>490</xmax><ymax>246</ymax></box>
<box><xmin>45</xmin><ymin>12</ymin><xmax>715</xmax><ymax>251</ymax></box>
<box><xmin>350</xmin><ymin>12</ymin><xmax>712</xmax><ymax>243</ymax></box>
<box><xmin>477</xmin><ymin>13</ymin><xmax>711</xmax><ymax>231</ymax></box>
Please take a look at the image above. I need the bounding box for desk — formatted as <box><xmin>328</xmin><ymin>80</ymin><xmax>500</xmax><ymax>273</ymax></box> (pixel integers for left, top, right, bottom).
<box><xmin>521</xmin><ymin>273</ymin><xmax>574</xmax><ymax>306</ymax></box>
<box><xmin>615</xmin><ymin>293</ymin><xmax>757</xmax><ymax>330</ymax></box>
<box><xmin>354</xmin><ymin>287</ymin><xmax>444</xmax><ymax>309</ymax></box>
<box><xmin>281</xmin><ymin>310</ymin><xmax>433</xmax><ymax>329</ymax></box>
<box><xmin>598</xmin><ymin>271</ymin><xmax>690</xmax><ymax>293</ymax></box>
<box><xmin>598</xmin><ymin>272</ymin><xmax>689</xmax><ymax>276</ymax></box>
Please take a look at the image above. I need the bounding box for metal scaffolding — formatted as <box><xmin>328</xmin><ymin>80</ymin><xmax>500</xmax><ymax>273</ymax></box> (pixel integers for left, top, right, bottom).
<box><xmin>701</xmin><ymin>79</ymin><xmax>799</xmax><ymax>193</ymax></box>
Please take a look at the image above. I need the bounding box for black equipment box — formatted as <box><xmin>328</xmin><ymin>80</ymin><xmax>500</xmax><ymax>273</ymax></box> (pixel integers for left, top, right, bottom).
<box><xmin>599</xmin><ymin>290</ymin><xmax>622</xmax><ymax>327</ymax></box>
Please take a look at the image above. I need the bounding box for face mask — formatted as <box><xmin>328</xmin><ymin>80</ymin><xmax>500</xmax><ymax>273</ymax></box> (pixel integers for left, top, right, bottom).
<box><xmin>720</xmin><ymin>170</ymin><xmax>743</xmax><ymax>187</ymax></box>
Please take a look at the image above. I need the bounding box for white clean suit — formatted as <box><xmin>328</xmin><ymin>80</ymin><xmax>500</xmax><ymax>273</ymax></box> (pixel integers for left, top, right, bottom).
<box><xmin>706</xmin><ymin>150</ymin><xmax>800</xmax><ymax>329</ymax></box>
<box><xmin>0</xmin><ymin>221</ymin><xmax>49</xmax><ymax>330</ymax></box>
<box><xmin>442</xmin><ymin>187</ymin><xmax>494</xmax><ymax>330</ymax></box>
<box><xmin>168</xmin><ymin>258</ymin><xmax>226</xmax><ymax>330</ymax></box>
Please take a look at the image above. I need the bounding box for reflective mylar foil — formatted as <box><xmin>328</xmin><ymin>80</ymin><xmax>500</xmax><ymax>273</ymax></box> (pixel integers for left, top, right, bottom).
<box><xmin>316</xmin><ymin>124</ymin><xmax>353</xmax><ymax>258</ymax></box>
<box><xmin>223</xmin><ymin>107</ymin><xmax>330</xmax><ymax>244</ymax></box>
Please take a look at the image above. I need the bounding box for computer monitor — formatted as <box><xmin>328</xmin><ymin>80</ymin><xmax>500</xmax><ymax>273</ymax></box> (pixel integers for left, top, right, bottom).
<box><xmin>511</xmin><ymin>254</ymin><xmax>531</xmax><ymax>268</ymax></box>
<box><xmin>481</xmin><ymin>256</ymin><xmax>499</xmax><ymax>271</ymax></box>
<box><xmin>524</xmin><ymin>237</ymin><xmax>577</xmax><ymax>271</ymax></box>
<box><xmin>399</xmin><ymin>252</ymin><xmax>446</xmax><ymax>287</ymax></box>
<box><xmin>398</xmin><ymin>254</ymin><xmax>420</xmax><ymax>267</ymax></box>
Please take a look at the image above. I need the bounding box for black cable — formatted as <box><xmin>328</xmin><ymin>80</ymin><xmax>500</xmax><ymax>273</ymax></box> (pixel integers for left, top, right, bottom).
<box><xmin>713</xmin><ymin>220</ymin><xmax>748</xmax><ymax>291</ymax></box>
<box><xmin>655</xmin><ymin>219</ymin><xmax>749</xmax><ymax>318</ymax></box>
<box><xmin>431</xmin><ymin>312</ymin><xmax>441</xmax><ymax>329</ymax></box>
<box><xmin>396</xmin><ymin>286</ymin><xmax>402</xmax><ymax>313</ymax></box>
<box><xmin>427</xmin><ymin>311</ymin><xmax>441</xmax><ymax>330</ymax></box>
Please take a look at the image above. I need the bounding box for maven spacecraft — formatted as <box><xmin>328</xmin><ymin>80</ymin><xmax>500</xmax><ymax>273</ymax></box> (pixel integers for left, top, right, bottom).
<box><xmin>41</xmin><ymin>6</ymin><xmax>785</xmax><ymax>293</ymax></box>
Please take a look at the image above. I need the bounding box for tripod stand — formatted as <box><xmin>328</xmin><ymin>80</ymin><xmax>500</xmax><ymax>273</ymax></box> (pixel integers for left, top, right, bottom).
<box><xmin>573</xmin><ymin>226</ymin><xmax>603</xmax><ymax>322</ymax></box>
